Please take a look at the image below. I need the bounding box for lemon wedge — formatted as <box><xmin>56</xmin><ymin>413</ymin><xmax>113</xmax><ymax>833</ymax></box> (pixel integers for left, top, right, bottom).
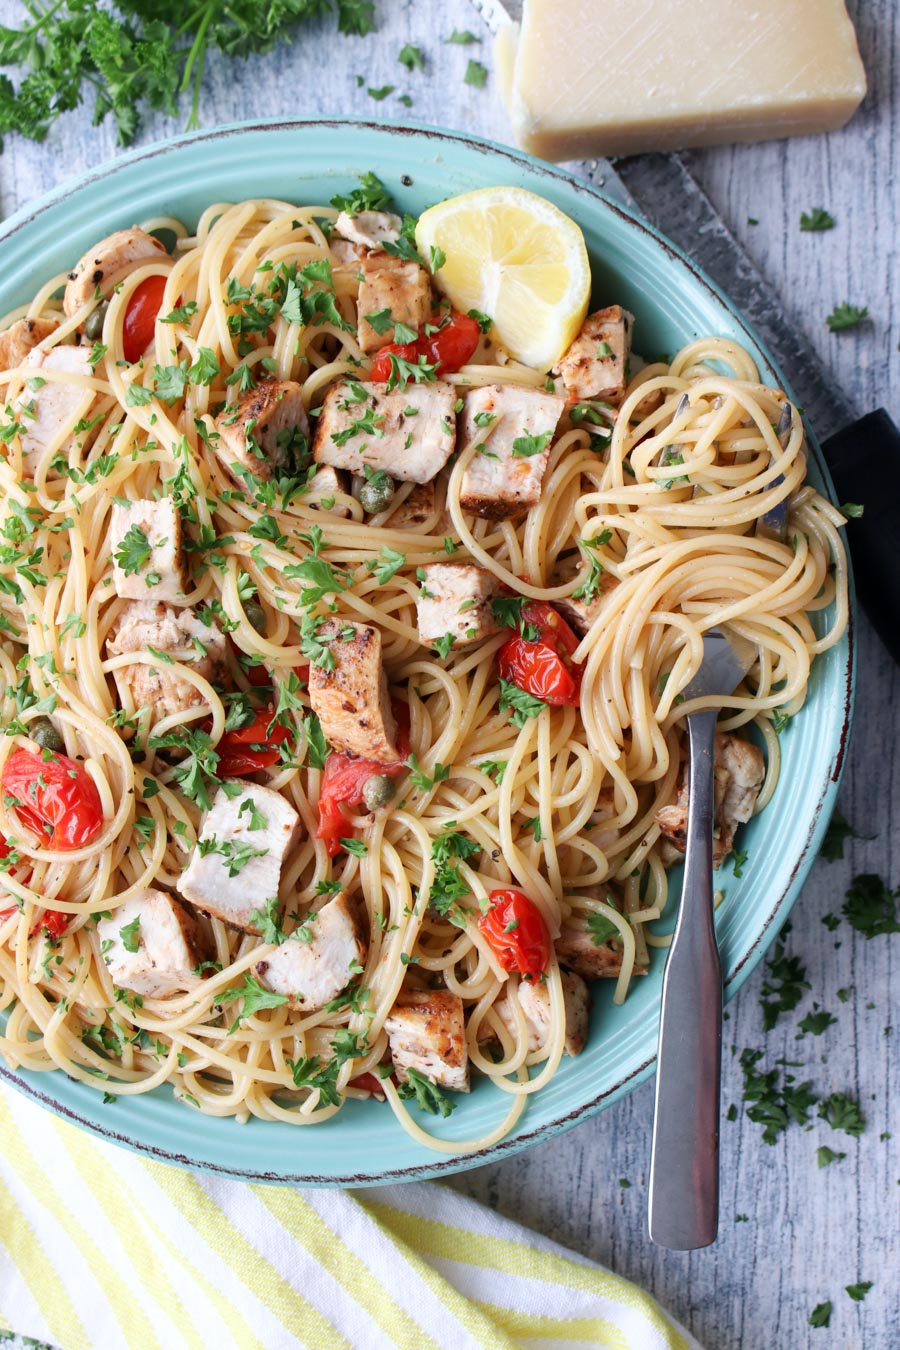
<box><xmin>415</xmin><ymin>186</ymin><xmax>591</xmax><ymax>372</ymax></box>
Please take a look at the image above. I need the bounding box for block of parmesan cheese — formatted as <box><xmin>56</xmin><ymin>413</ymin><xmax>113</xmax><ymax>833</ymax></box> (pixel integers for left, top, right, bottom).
<box><xmin>497</xmin><ymin>0</ymin><xmax>866</xmax><ymax>161</ymax></box>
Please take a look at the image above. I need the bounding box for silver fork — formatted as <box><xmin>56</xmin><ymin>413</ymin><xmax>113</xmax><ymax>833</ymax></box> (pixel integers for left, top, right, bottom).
<box><xmin>648</xmin><ymin>626</ymin><xmax>756</xmax><ymax>1250</ymax></box>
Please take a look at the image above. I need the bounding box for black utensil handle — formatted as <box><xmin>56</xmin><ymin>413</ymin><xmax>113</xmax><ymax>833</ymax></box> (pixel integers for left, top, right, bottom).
<box><xmin>821</xmin><ymin>409</ymin><xmax>900</xmax><ymax>668</ymax></box>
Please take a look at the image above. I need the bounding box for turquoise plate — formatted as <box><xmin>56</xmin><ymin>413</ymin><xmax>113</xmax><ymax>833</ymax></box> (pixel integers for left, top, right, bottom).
<box><xmin>0</xmin><ymin>119</ymin><xmax>854</xmax><ymax>1185</ymax></box>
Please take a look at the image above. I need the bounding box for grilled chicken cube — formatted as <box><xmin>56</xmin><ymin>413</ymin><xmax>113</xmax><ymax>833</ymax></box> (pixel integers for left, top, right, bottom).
<box><xmin>97</xmin><ymin>888</ymin><xmax>207</xmax><ymax>999</ymax></box>
<box><xmin>386</xmin><ymin>480</ymin><xmax>437</xmax><ymax>530</ymax></box>
<box><xmin>495</xmin><ymin>969</ymin><xmax>589</xmax><ymax>1057</ymax></box>
<box><xmin>252</xmin><ymin>892</ymin><xmax>366</xmax><ymax>1011</ymax></box>
<box><xmin>109</xmin><ymin>498</ymin><xmax>188</xmax><ymax>603</ymax></box>
<box><xmin>555</xmin><ymin>920</ymin><xmax>639</xmax><ymax>979</ymax></box>
<box><xmin>458</xmin><ymin>384</ymin><xmax>565</xmax><ymax>519</ymax></box>
<box><xmin>0</xmin><ymin>317</ymin><xmax>58</xmax><ymax>372</ymax></box>
<box><xmin>554</xmin><ymin>571</ymin><xmax>618</xmax><ymax>637</ymax></box>
<box><xmin>178</xmin><ymin>781</ymin><xmax>301</xmax><ymax>932</ymax></box>
<box><xmin>385</xmin><ymin>988</ymin><xmax>470</xmax><ymax>1092</ymax></box>
<box><xmin>416</xmin><ymin>563</ymin><xmax>502</xmax><ymax>650</ymax></box>
<box><xmin>64</xmin><ymin>226</ymin><xmax>168</xmax><ymax>317</ymax></box>
<box><xmin>554</xmin><ymin>305</ymin><xmax>634</xmax><ymax>407</ymax></box>
<box><xmin>334</xmin><ymin>210</ymin><xmax>403</xmax><ymax>250</ymax></box>
<box><xmin>357</xmin><ymin>258</ymin><xmax>432</xmax><ymax>354</ymax></box>
<box><xmin>15</xmin><ymin>345</ymin><xmax>97</xmax><ymax>477</ymax></box>
<box><xmin>313</xmin><ymin>379</ymin><xmax>456</xmax><ymax>484</ymax></box>
<box><xmin>308</xmin><ymin>619</ymin><xmax>399</xmax><ymax>763</ymax></box>
<box><xmin>106</xmin><ymin>600</ymin><xmax>226</xmax><ymax>722</ymax></box>
<box><xmin>214</xmin><ymin>377</ymin><xmax>308</xmax><ymax>483</ymax></box>
<box><xmin>656</xmin><ymin>733</ymin><xmax>765</xmax><ymax>868</ymax></box>
<box><xmin>308</xmin><ymin>463</ymin><xmax>352</xmax><ymax>517</ymax></box>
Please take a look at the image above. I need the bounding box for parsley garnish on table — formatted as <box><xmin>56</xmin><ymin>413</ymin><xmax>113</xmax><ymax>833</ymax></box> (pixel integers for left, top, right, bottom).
<box><xmin>826</xmin><ymin>302</ymin><xmax>869</xmax><ymax>332</ymax></box>
<box><xmin>0</xmin><ymin>1</ymin><xmax>376</xmax><ymax>149</ymax></box>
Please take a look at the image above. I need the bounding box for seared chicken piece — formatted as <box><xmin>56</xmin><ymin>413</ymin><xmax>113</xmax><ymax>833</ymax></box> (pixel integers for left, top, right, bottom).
<box><xmin>64</xmin><ymin>226</ymin><xmax>168</xmax><ymax>318</ymax></box>
<box><xmin>656</xmin><ymin>732</ymin><xmax>765</xmax><ymax>868</ymax></box>
<box><xmin>178</xmin><ymin>781</ymin><xmax>301</xmax><ymax>932</ymax></box>
<box><xmin>106</xmin><ymin>600</ymin><xmax>226</xmax><ymax>722</ymax></box>
<box><xmin>252</xmin><ymin>893</ymin><xmax>366</xmax><ymax>1011</ymax></box>
<box><xmin>0</xmin><ymin>317</ymin><xmax>58</xmax><ymax>372</ymax></box>
<box><xmin>554</xmin><ymin>305</ymin><xmax>634</xmax><ymax>407</ymax></box>
<box><xmin>15</xmin><ymin>345</ymin><xmax>97</xmax><ymax>477</ymax></box>
<box><xmin>313</xmin><ymin>378</ymin><xmax>456</xmax><ymax>484</ymax></box>
<box><xmin>416</xmin><ymin>563</ymin><xmax>502</xmax><ymax>650</ymax></box>
<box><xmin>458</xmin><ymin>384</ymin><xmax>565</xmax><ymax>519</ymax></box>
<box><xmin>386</xmin><ymin>480</ymin><xmax>437</xmax><ymax>530</ymax></box>
<box><xmin>555</xmin><ymin>922</ymin><xmax>637</xmax><ymax>980</ymax></box>
<box><xmin>334</xmin><ymin>210</ymin><xmax>403</xmax><ymax>250</ymax></box>
<box><xmin>214</xmin><ymin>377</ymin><xmax>308</xmax><ymax>483</ymax></box>
<box><xmin>109</xmin><ymin>498</ymin><xmax>188</xmax><ymax>603</ymax></box>
<box><xmin>357</xmin><ymin>257</ymin><xmax>432</xmax><ymax>354</ymax></box>
<box><xmin>308</xmin><ymin>619</ymin><xmax>399</xmax><ymax>763</ymax></box>
<box><xmin>385</xmin><ymin>988</ymin><xmax>470</xmax><ymax>1092</ymax></box>
<box><xmin>98</xmin><ymin>888</ymin><xmax>207</xmax><ymax>999</ymax></box>
<box><xmin>494</xmin><ymin>970</ymin><xmax>589</xmax><ymax>1057</ymax></box>
<box><xmin>554</xmin><ymin>570</ymin><xmax>618</xmax><ymax>637</ymax></box>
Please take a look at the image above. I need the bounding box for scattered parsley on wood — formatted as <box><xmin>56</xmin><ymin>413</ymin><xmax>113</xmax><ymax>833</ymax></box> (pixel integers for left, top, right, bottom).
<box><xmin>398</xmin><ymin>43</ymin><xmax>424</xmax><ymax>71</ymax></box>
<box><xmin>826</xmin><ymin>302</ymin><xmax>869</xmax><ymax>332</ymax></box>
<box><xmin>841</xmin><ymin>873</ymin><xmax>900</xmax><ymax>938</ymax></box>
<box><xmin>809</xmin><ymin>1301</ymin><xmax>832</xmax><ymax>1328</ymax></box>
<box><xmin>464</xmin><ymin>59</ymin><xmax>488</xmax><ymax>88</ymax></box>
<box><xmin>818</xmin><ymin>1092</ymin><xmax>866</xmax><ymax>1137</ymax></box>
<box><xmin>820</xmin><ymin>807</ymin><xmax>871</xmax><ymax>862</ymax></box>
<box><xmin>816</xmin><ymin>1145</ymin><xmax>846</xmax><ymax>1168</ymax></box>
<box><xmin>798</xmin><ymin>1009</ymin><xmax>837</xmax><ymax>1037</ymax></box>
<box><xmin>845</xmin><ymin>1281</ymin><xmax>873</xmax><ymax>1303</ymax></box>
<box><xmin>759</xmin><ymin>933</ymin><xmax>810</xmax><ymax>1031</ymax></box>
<box><xmin>801</xmin><ymin>208</ymin><xmax>836</xmax><ymax>232</ymax></box>
<box><xmin>444</xmin><ymin>29</ymin><xmax>479</xmax><ymax>44</ymax></box>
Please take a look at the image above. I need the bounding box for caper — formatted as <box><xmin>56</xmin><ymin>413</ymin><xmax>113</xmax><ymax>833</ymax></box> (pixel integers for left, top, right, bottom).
<box><xmin>30</xmin><ymin>716</ymin><xmax>64</xmax><ymax>753</ymax></box>
<box><xmin>358</xmin><ymin>473</ymin><xmax>396</xmax><ymax>515</ymax></box>
<box><xmin>245</xmin><ymin>601</ymin><xmax>267</xmax><ymax>635</ymax></box>
<box><xmin>84</xmin><ymin>299</ymin><xmax>109</xmax><ymax>342</ymax></box>
<box><xmin>362</xmin><ymin>774</ymin><xmax>397</xmax><ymax>812</ymax></box>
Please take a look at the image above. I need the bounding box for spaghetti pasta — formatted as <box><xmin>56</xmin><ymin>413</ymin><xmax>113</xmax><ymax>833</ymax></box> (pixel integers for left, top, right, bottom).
<box><xmin>0</xmin><ymin>195</ymin><xmax>848</xmax><ymax>1150</ymax></box>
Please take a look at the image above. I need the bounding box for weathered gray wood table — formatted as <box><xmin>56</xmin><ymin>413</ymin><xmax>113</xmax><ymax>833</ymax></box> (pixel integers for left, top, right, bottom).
<box><xmin>0</xmin><ymin>2</ymin><xmax>896</xmax><ymax>1347</ymax></box>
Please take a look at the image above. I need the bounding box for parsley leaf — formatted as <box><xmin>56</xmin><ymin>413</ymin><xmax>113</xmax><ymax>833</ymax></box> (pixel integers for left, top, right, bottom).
<box><xmin>511</xmin><ymin>430</ymin><xmax>552</xmax><ymax>458</ymax></box>
<box><xmin>800</xmin><ymin>208</ymin><xmax>835</xmax><ymax>232</ymax></box>
<box><xmin>841</xmin><ymin>873</ymin><xmax>900</xmax><ymax>938</ymax></box>
<box><xmin>397</xmin><ymin>1066</ymin><xmax>456</xmax><ymax>1117</ymax></box>
<box><xmin>247</xmin><ymin>896</ymin><xmax>285</xmax><ymax>946</ymax></box>
<box><xmin>809</xmin><ymin>1301</ymin><xmax>832</xmax><ymax>1328</ymax></box>
<box><xmin>221</xmin><ymin>973</ymin><xmax>288</xmax><ymax>1030</ymax></box>
<box><xmin>845</xmin><ymin>1282</ymin><xmax>873</xmax><ymax>1303</ymax></box>
<box><xmin>286</xmin><ymin>1054</ymin><xmax>341</xmax><ymax>1107</ymax></box>
<box><xmin>330</xmin><ymin>171</ymin><xmax>391</xmax><ymax>216</ymax></box>
<box><xmin>818</xmin><ymin>1092</ymin><xmax>866</xmax><ymax>1136</ymax></box>
<box><xmin>464</xmin><ymin>59</ymin><xmax>488</xmax><ymax>88</ymax></box>
<box><xmin>367</xmin><ymin>547</ymin><xmax>406</xmax><ymax>584</ymax></box>
<box><xmin>113</xmin><ymin>524</ymin><xmax>152</xmax><ymax>577</ymax></box>
<box><xmin>759</xmin><ymin>933</ymin><xmax>810</xmax><ymax>1031</ymax></box>
<box><xmin>119</xmin><ymin>914</ymin><xmax>141</xmax><ymax>953</ymax></box>
<box><xmin>498</xmin><ymin>677</ymin><xmax>548</xmax><ymax>728</ymax></box>
<box><xmin>826</xmin><ymin>302</ymin><xmax>869</xmax><ymax>332</ymax></box>
<box><xmin>398</xmin><ymin>43</ymin><xmax>424</xmax><ymax>71</ymax></box>
<box><xmin>587</xmin><ymin>911</ymin><xmax>619</xmax><ymax>946</ymax></box>
<box><xmin>820</xmin><ymin>807</ymin><xmax>869</xmax><ymax>862</ymax></box>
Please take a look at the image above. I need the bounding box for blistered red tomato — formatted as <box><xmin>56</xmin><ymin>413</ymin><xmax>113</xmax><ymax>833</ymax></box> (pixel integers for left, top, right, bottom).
<box><xmin>216</xmin><ymin>706</ymin><xmax>291</xmax><ymax>777</ymax></box>
<box><xmin>122</xmin><ymin>274</ymin><xmax>168</xmax><ymax>364</ymax></box>
<box><xmin>497</xmin><ymin>601</ymin><xmax>582</xmax><ymax>707</ymax></box>
<box><xmin>315</xmin><ymin>703</ymin><xmax>410</xmax><ymax>857</ymax></box>
<box><xmin>479</xmin><ymin>887</ymin><xmax>551</xmax><ymax>979</ymax></box>
<box><xmin>2</xmin><ymin>751</ymin><xmax>104</xmax><ymax>850</ymax></box>
<box><xmin>369</xmin><ymin>311</ymin><xmax>480</xmax><ymax>382</ymax></box>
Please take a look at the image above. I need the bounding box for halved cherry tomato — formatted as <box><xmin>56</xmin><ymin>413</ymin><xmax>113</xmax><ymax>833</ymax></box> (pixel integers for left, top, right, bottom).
<box><xmin>122</xmin><ymin>274</ymin><xmax>168</xmax><ymax>364</ymax></box>
<box><xmin>1</xmin><ymin>751</ymin><xmax>103</xmax><ymax>850</ymax></box>
<box><xmin>315</xmin><ymin>702</ymin><xmax>411</xmax><ymax>857</ymax></box>
<box><xmin>497</xmin><ymin>601</ymin><xmax>582</xmax><ymax>707</ymax></box>
<box><xmin>479</xmin><ymin>887</ymin><xmax>551</xmax><ymax>979</ymax></box>
<box><xmin>0</xmin><ymin>835</ymin><xmax>65</xmax><ymax>935</ymax></box>
<box><xmin>369</xmin><ymin>311</ymin><xmax>480</xmax><ymax>382</ymax></box>
<box><xmin>348</xmin><ymin>1071</ymin><xmax>392</xmax><ymax>1098</ymax></box>
<box><xmin>216</xmin><ymin>706</ymin><xmax>292</xmax><ymax>777</ymax></box>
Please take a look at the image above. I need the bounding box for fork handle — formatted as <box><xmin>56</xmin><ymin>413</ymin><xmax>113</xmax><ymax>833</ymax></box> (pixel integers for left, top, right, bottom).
<box><xmin>648</xmin><ymin>708</ymin><xmax>722</xmax><ymax>1250</ymax></box>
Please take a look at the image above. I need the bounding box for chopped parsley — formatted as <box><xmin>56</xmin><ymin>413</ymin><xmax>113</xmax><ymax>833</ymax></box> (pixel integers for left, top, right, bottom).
<box><xmin>841</xmin><ymin>873</ymin><xmax>899</xmax><ymax>938</ymax></box>
<box><xmin>587</xmin><ymin>911</ymin><xmax>619</xmax><ymax>946</ymax></box>
<box><xmin>498</xmin><ymin>677</ymin><xmax>548</xmax><ymax>728</ymax></box>
<box><xmin>113</xmin><ymin>524</ymin><xmax>153</xmax><ymax>577</ymax></box>
<box><xmin>330</xmin><ymin>171</ymin><xmax>390</xmax><ymax>216</ymax></box>
<box><xmin>221</xmin><ymin>974</ymin><xmax>288</xmax><ymax>1031</ymax></box>
<box><xmin>759</xmin><ymin>933</ymin><xmax>810</xmax><ymax>1031</ymax></box>
<box><xmin>845</xmin><ymin>1282</ymin><xmax>873</xmax><ymax>1303</ymax></box>
<box><xmin>826</xmin><ymin>302</ymin><xmax>868</xmax><ymax>332</ymax></box>
<box><xmin>808</xmin><ymin>1302</ymin><xmax>832</xmax><ymax>1329</ymax></box>
<box><xmin>463</xmin><ymin>58</ymin><xmax>488</xmax><ymax>87</ymax></box>
<box><xmin>800</xmin><ymin>208</ymin><xmax>835</xmax><ymax>232</ymax></box>
<box><xmin>511</xmin><ymin>430</ymin><xmax>552</xmax><ymax>458</ymax></box>
<box><xmin>119</xmin><ymin>915</ymin><xmax>141</xmax><ymax>953</ymax></box>
<box><xmin>818</xmin><ymin>1092</ymin><xmax>865</xmax><ymax>1136</ymax></box>
<box><xmin>398</xmin><ymin>43</ymin><xmax>424</xmax><ymax>71</ymax></box>
<box><xmin>397</xmin><ymin>1066</ymin><xmax>456</xmax><ymax>1117</ymax></box>
<box><xmin>286</xmin><ymin>1055</ymin><xmax>341</xmax><ymax>1107</ymax></box>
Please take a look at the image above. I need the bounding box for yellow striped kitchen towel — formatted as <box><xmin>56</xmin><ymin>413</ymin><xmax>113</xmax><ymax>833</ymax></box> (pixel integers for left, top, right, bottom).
<box><xmin>0</xmin><ymin>1086</ymin><xmax>701</xmax><ymax>1350</ymax></box>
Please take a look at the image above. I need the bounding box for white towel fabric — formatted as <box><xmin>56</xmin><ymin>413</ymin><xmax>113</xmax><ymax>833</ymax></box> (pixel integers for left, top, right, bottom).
<box><xmin>0</xmin><ymin>1085</ymin><xmax>702</xmax><ymax>1350</ymax></box>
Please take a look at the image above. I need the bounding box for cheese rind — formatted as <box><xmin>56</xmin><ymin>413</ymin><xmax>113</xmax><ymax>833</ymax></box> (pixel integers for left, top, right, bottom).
<box><xmin>499</xmin><ymin>0</ymin><xmax>867</xmax><ymax>161</ymax></box>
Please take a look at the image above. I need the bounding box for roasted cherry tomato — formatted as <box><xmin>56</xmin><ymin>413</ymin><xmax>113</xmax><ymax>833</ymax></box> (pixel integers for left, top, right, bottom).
<box><xmin>347</xmin><ymin>1071</ymin><xmax>391</xmax><ymax>1097</ymax></box>
<box><xmin>497</xmin><ymin>601</ymin><xmax>582</xmax><ymax>707</ymax></box>
<box><xmin>369</xmin><ymin>311</ymin><xmax>480</xmax><ymax>382</ymax></box>
<box><xmin>122</xmin><ymin>274</ymin><xmax>168</xmax><ymax>364</ymax></box>
<box><xmin>478</xmin><ymin>887</ymin><xmax>551</xmax><ymax>979</ymax></box>
<box><xmin>1</xmin><ymin>750</ymin><xmax>104</xmax><ymax>850</ymax></box>
<box><xmin>315</xmin><ymin>703</ymin><xmax>410</xmax><ymax>857</ymax></box>
<box><xmin>216</xmin><ymin>706</ymin><xmax>292</xmax><ymax>777</ymax></box>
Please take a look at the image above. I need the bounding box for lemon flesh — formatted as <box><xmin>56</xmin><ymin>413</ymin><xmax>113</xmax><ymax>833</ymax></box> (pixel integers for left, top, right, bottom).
<box><xmin>415</xmin><ymin>186</ymin><xmax>591</xmax><ymax>372</ymax></box>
